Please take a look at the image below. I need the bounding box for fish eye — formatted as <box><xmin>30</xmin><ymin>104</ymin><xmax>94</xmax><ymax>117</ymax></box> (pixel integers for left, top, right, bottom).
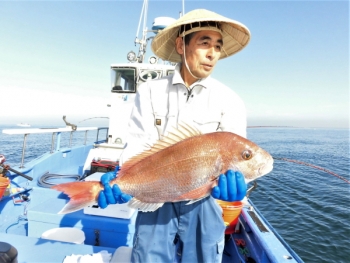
<box><xmin>242</xmin><ymin>150</ymin><xmax>252</xmax><ymax>160</ymax></box>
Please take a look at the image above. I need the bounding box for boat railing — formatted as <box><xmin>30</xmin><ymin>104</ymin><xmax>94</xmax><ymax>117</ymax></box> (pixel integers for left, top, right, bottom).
<box><xmin>2</xmin><ymin>127</ymin><xmax>108</xmax><ymax>168</ymax></box>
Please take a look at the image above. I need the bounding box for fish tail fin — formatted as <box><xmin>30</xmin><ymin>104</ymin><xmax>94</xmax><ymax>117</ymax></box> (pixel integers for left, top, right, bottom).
<box><xmin>51</xmin><ymin>181</ymin><xmax>102</xmax><ymax>214</ymax></box>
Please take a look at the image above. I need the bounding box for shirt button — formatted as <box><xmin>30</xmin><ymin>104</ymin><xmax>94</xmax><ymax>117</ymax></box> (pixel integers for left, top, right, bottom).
<box><xmin>184</xmin><ymin>93</ymin><xmax>187</xmax><ymax>96</ymax></box>
<box><xmin>191</xmin><ymin>95</ymin><xmax>194</xmax><ymax>98</ymax></box>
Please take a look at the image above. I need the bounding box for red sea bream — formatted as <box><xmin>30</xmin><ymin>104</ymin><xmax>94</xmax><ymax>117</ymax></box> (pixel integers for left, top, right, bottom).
<box><xmin>52</xmin><ymin>124</ymin><xmax>273</xmax><ymax>213</ymax></box>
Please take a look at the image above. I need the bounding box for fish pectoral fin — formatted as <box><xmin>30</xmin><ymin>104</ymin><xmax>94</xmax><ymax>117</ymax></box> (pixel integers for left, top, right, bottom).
<box><xmin>214</xmin><ymin>155</ymin><xmax>223</xmax><ymax>175</ymax></box>
<box><xmin>127</xmin><ymin>198</ymin><xmax>164</xmax><ymax>212</ymax></box>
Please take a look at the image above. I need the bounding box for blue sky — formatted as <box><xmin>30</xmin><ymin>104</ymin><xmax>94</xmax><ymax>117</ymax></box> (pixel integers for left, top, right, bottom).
<box><xmin>0</xmin><ymin>0</ymin><xmax>348</xmax><ymax>128</ymax></box>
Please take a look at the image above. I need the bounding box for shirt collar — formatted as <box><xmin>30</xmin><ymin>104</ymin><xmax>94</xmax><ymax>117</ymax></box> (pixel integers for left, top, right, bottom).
<box><xmin>172</xmin><ymin>63</ymin><xmax>212</xmax><ymax>89</ymax></box>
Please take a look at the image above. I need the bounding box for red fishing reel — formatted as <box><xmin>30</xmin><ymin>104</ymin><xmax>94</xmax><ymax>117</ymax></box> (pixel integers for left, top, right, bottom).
<box><xmin>0</xmin><ymin>154</ymin><xmax>5</xmax><ymax>164</ymax></box>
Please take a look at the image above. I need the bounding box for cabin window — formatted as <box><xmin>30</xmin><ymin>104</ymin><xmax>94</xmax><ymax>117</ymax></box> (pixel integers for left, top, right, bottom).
<box><xmin>167</xmin><ymin>70</ymin><xmax>175</xmax><ymax>76</ymax></box>
<box><xmin>139</xmin><ymin>70</ymin><xmax>163</xmax><ymax>82</ymax></box>
<box><xmin>111</xmin><ymin>68</ymin><xmax>136</xmax><ymax>93</ymax></box>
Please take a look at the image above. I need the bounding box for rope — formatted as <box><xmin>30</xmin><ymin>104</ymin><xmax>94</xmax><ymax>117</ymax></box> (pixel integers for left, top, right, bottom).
<box><xmin>273</xmin><ymin>157</ymin><xmax>350</xmax><ymax>184</ymax></box>
<box><xmin>37</xmin><ymin>172</ymin><xmax>81</xmax><ymax>188</ymax></box>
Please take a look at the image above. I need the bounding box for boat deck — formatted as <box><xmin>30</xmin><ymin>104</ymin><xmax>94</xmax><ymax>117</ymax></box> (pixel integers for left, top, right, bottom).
<box><xmin>1</xmin><ymin>233</ymin><xmax>116</xmax><ymax>263</ymax></box>
<box><xmin>0</xmin><ymin>128</ymin><xmax>303</xmax><ymax>263</ymax></box>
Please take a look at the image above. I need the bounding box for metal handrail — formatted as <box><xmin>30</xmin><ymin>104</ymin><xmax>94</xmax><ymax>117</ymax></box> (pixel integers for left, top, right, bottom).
<box><xmin>50</xmin><ymin>133</ymin><xmax>56</xmax><ymax>154</ymax></box>
<box><xmin>2</xmin><ymin>127</ymin><xmax>108</xmax><ymax>168</ymax></box>
<box><xmin>20</xmin><ymin>134</ymin><xmax>29</xmax><ymax>168</ymax></box>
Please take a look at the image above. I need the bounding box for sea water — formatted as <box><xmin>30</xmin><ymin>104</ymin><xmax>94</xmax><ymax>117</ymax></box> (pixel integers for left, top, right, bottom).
<box><xmin>0</xmin><ymin>125</ymin><xmax>349</xmax><ymax>263</ymax></box>
<box><xmin>247</xmin><ymin>128</ymin><xmax>350</xmax><ymax>263</ymax></box>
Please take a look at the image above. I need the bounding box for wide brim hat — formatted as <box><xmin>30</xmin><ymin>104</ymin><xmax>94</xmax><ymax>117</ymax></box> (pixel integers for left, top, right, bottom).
<box><xmin>151</xmin><ymin>9</ymin><xmax>251</xmax><ymax>63</ymax></box>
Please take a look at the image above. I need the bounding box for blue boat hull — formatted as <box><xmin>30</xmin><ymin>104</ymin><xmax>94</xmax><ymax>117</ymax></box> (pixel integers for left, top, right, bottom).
<box><xmin>0</xmin><ymin>139</ymin><xmax>303</xmax><ymax>263</ymax></box>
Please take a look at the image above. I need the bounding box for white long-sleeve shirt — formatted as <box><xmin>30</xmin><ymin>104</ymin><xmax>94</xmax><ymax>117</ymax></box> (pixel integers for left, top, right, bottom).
<box><xmin>121</xmin><ymin>64</ymin><xmax>247</xmax><ymax>163</ymax></box>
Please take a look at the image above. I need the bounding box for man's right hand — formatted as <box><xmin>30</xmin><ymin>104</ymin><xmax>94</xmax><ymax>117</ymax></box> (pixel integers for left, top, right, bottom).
<box><xmin>98</xmin><ymin>167</ymin><xmax>132</xmax><ymax>209</ymax></box>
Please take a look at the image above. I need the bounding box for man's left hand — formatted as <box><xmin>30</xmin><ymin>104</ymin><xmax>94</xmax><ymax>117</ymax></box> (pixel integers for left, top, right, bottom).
<box><xmin>211</xmin><ymin>170</ymin><xmax>247</xmax><ymax>201</ymax></box>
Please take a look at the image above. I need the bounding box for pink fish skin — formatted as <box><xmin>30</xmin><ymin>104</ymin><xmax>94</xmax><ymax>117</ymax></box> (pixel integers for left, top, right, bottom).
<box><xmin>52</xmin><ymin>125</ymin><xmax>273</xmax><ymax>213</ymax></box>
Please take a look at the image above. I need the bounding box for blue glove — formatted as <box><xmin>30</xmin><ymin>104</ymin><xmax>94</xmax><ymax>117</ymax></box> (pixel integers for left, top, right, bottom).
<box><xmin>98</xmin><ymin>166</ymin><xmax>132</xmax><ymax>209</ymax></box>
<box><xmin>211</xmin><ymin>170</ymin><xmax>247</xmax><ymax>201</ymax></box>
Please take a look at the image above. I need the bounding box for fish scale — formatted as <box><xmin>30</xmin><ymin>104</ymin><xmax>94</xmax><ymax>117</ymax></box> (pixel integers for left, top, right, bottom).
<box><xmin>115</xmin><ymin>135</ymin><xmax>222</xmax><ymax>202</ymax></box>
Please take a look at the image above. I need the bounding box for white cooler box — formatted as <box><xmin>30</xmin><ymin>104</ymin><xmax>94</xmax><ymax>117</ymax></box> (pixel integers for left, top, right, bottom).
<box><xmin>83</xmin><ymin>172</ymin><xmax>136</xmax><ymax>219</ymax></box>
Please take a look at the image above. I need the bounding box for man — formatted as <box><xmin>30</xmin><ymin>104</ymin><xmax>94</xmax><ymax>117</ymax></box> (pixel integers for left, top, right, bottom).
<box><xmin>99</xmin><ymin>9</ymin><xmax>251</xmax><ymax>263</ymax></box>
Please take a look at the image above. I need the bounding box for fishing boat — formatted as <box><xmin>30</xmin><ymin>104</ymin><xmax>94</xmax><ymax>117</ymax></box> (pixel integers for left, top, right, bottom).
<box><xmin>16</xmin><ymin>123</ymin><xmax>31</xmax><ymax>128</ymax></box>
<box><xmin>0</xmin><ymin>2</ymin><xmax>304</xmax><ymax>262</ymax></box>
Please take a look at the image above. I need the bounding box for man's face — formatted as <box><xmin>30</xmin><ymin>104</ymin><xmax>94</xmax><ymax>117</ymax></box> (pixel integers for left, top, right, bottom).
<box><xmin>176</xmin><ymin>30</ymin><xmax>223</xmax><ymax>81</ymax></box>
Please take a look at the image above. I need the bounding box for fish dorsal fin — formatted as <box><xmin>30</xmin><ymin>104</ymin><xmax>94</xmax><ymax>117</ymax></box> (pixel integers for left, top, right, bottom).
<box><xmin>121</xmin><ymin>123</ymin><xmax>202</xmax><ymax>171</ymax></box>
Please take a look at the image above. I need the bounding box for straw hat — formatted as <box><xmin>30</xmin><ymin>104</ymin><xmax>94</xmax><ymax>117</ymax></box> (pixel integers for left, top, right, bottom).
<box><xmin>151</xmin><ymin>9</ymin><xmax>251</xmax><ymax>63</ymax></box>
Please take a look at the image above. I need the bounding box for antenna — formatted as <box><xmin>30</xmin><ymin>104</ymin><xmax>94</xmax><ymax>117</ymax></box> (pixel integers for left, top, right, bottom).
<box><xmin>133</xmin><ymin>0</ymin><xmax>151</xmax><ymax>63</ymax></box>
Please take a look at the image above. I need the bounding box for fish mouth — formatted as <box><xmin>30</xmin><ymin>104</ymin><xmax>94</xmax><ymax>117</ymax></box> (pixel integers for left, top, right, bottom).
<box><xmin>258</xmin><ymin>161</ymin><xmax>274</xmax><ymax>176</ymax></box>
